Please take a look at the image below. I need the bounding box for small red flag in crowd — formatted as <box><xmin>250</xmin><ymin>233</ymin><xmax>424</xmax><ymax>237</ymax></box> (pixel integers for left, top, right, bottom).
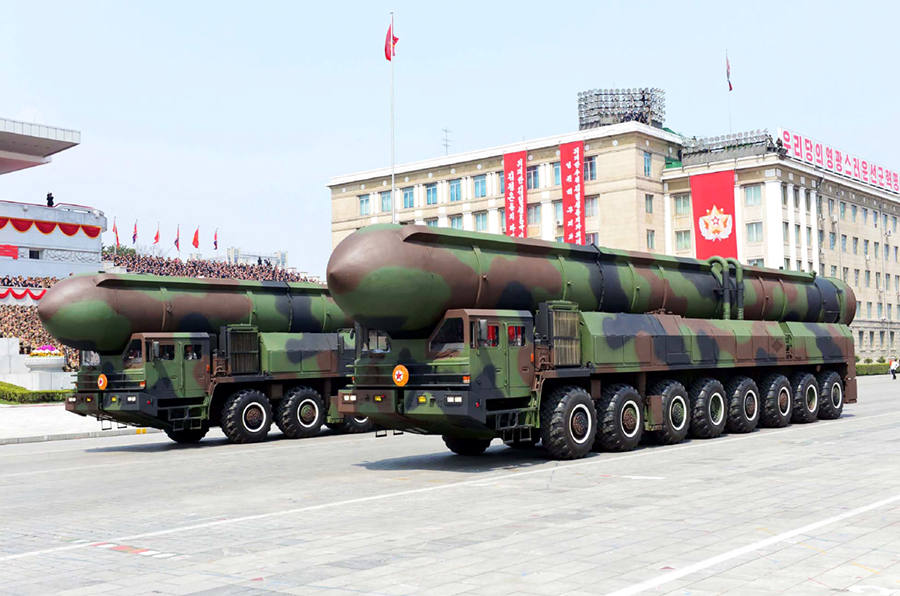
<box><xmin>174</xmin><ymin>225</ymin><xmax>180</xmax><ymax>251</ymax></box>
<box><xmin>153</xmin><ymin>224</ymin><xmax>160</xmax><ymax>245</ymax></box>
<box><xmin>192</xmin><ymin>227</ymin><xmax>200</xmax><ymax>249</ymax></box>
<box><xmin>213</xmin><ymin>229</ymin><xmax>218</xmax><ymax>250</ymax></box>
<box><xmin>112</xmin><ymin>218</ymin><xmax>119</xmax><ymax>247</ymax></box>
<box><xmin>384</xmin><ymin>23</ymin><xmax>398</xmax><ymax>61</ymax></box>
<box><xmin>132</xmin><ymin>221</ymin><xmax>138</xmax><ymax>245</ymax></box>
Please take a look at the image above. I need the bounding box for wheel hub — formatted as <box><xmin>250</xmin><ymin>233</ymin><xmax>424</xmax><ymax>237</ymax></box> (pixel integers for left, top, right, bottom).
<box><xmin>778</xmin><ymin>388</ymin><xmax>790</xmax><ymax>415</ymax></box>
<box><xmin>671</xmin><ymin>398</ymin><xmax>686</xmax><ymax>429</ymax></box>
<box><xmin>243</xmin><ymin>405</ymin><xmax>264</xmax><ymax>431</ymax></box>
<box><xmin>744</xmin><ymin>391</ymin><xmax>757</xmax><ymax>418</ymax></box>
<box><xmin>571</xmin><ymin>409</ymin><xmax>589</xmax><ymax>441</ymax></box>
<box><xmin>622</xmin><ymin>404</ymin><xmax>638</xmax><ymax>435</ymax></box>
<box><xmin>831</xmin><ymin>383</ymin><xmax>843</xmax><ymax>408</ymax></box>
<box><xmin>805</xmin><ymin>386</ymin><xmax>818</xmax><ymax>412</ymax></box>
<box><xmin>710</xmin><ymin>393</ymin><xmax>724</xmax><ymax>425</ymax></box>
<box><xmin>297</xmin><ymin>398</ymin><xmax>319</xmax><ymax>428</ymax></box>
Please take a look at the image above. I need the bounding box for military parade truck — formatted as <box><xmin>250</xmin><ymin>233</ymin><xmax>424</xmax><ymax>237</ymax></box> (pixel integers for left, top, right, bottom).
<box><xmin>38</xmin><ymin>273</ymin><xmax>372</xmax><ymax>444</ymax></box>
<box><xmin>326</xmin><ymin>224</ymin><xmax>857</xmax><ymax>460</ymax></box>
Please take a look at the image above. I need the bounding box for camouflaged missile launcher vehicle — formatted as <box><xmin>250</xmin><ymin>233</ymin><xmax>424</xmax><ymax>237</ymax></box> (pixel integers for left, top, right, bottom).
<box><xmin>38</xmin><ymin>273</ymin><xmax>373</xmax><ymax>444</ymax></box>
<box><xmin>327</xmin><ymin>224</ymin><xmax>857</xmax><ymax>460</ymax></box>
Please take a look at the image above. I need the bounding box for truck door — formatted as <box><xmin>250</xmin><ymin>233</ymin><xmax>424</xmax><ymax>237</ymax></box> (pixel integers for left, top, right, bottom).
<box><xmin>506</xmin><ymin>320</ymin><xmax>533</xmax><ymax>397</ymax></box>
<box><xmin>182</xmin><ymin>339</ymin><xmax>209</xmax><ymax>397</ymax></box>
<box><xmin>149</xmin><ymin>340</ymin><xmax>180</xmax><ymax>395</ymax></box>
<box><xmin>472</xmin><ymin>319</ymin><xmax>505</xmax><ymax>391</ymax></box>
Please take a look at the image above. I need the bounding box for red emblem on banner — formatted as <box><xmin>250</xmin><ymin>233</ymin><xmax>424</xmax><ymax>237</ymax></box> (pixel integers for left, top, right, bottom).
<box><xmin>560</xmin><ymin>141</ymin><xmax>585</xmax><ymax>245</ymax></box>
<box><xmin>503</xmin><ymin>151</ymin><xmax>527</xmax><ymax>238</ymax></box>
<box><xmin>690</xmin><ymin>170</ymin><xmax>737</xmax><ymax>259</ymax></box>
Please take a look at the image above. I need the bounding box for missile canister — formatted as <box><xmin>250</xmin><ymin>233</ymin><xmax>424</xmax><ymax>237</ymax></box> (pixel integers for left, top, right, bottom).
<box><xmin>38</xmin><ymin>273</ymin><xmax>352</xmax><ymax>354</ymax></box>
<box><xmin>326</xmin><ymin>224</ymin><xmax>856</xmax><ymax>336</ymax></box>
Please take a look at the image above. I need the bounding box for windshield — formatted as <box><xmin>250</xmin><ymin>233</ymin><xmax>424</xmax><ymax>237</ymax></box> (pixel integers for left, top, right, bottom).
<box><xmin>430</xmin><ymin>317</ymin><xmax>465</xmax><ymax>356</ymax></box>
<box><xmin>80</xmin><ymin>350</ymin><xmax>100</xmax><ymax>367</ymax></box>
<box><xmin>122</xmin><ymin>339</ymin><xmax>144</xmax><ymax>369</ymax></box>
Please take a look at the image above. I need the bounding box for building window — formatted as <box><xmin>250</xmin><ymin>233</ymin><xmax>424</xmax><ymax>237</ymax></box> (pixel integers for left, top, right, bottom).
<box><xmin>645</xmin><ymin>194</ymin><xmax>654</xmax><ymax>214</ymax></box>
<box><xmin>895</xmin><ymin>246</ymin><xmax>898</xmax><ymax>262</ymax></box>
<box><xmin>526</xmin><ymin>166</ymin><xmax>540</xmax><ymax>190</ymax></box>
<box><xmin>748</xmin><ymin>258</ymin><xmax>765</xmax><ymax>267</ymax></box>
<box><xmin>894</xmin><ymin>216</ymin><xmax>898</xmax><ymax>232</ymax></box>
<box><xmin>886</xmin><ymin>244</ymin><xmax>891</xmax><ymax>260</ymax></box>
<box><xmin>676</xmin><ymin>230</ymin><xmax>691</xmax><ymax>251</ymax></box>
<box><xmin>498</xmin><ymin>207</ymin><xmax>506</xmax><ymax>232</ymax></box>
<box><xmin>585</xmin><ymin>196</ymin><xmax>598</xmax><ymax>217</ymax></box>
<box><xmin>818</xmin><ymin>229</ymin><xmax>824</xmax><ymax>247</ymax></box>
<box><xmin>675</xmin><ymin>194</ymin><xmax>691</xmax><ymax>215</ymax></box>
<box><xmin>828</xmin><ymin>198</ymin><xmax>835</xmax><ymax>215</ymax></box>
<box><xmin>863</xmin><ymin>207</ymin><xmax>868</xmax><ymax>224</ymax></box>
<box><xmin>643</xmin><ymin>152</ymin><xmax>652</xmax><ymax>176</ymax></box>
<box><xmin>890</xmin><ymin>305</ymin><xmax>894</xmax><ymax>320</ymax></box>
<box><xmin>527</xmin><ymin>203</ymin><xmax>541</xmax><ymax>225</ymax></box>
<box><xmin>864</xmin><ymin>239</ymin><xmax>869</xmax><ymax>255</ymax></box>
<box><xmin>805</xmin><ymin>190</ymin><xmax>811</xmax><ymax>211</ymax></box>
<box><xmin>553</xmin><ymin>162</ymin><xmax>561</xmax><ymax>186</ymax></box>
<box><xmin>744</xmin><ymin>185</ymin><xmax>761</xmax><ymax>207</ymax></box>
<box><xmin>746</xmin><ymin>222</ymin><xmax>763</xmax><ymax>243</ymax></box>
<box><xmin>553</xmin><ymin>201</ymin><xmax>563</xmax><ymax>223</ymax></box>
<box><xmin>806</xmin><ymin>227</ymin><xmax>812</xmax><ymax>245</ymax></box>
<box><xmin>831</xmin><ymin>265</ymin><xmax>838</xmax><ymax>277</ymax></box>
<box><xmin>474</xmin><ymin>175</ymin><xmax>487</xmax><ymax>198</ymax></box>
<box><xmin>795</xmin><ymin>224</ymin><xmax>800</xmax><ymax>241</ymax></box>
<box><xmin>875</xmin><ymin>242</ymin><xmax>880</xmax><ymax>258</ymax></box>
<box><xmin>585</xmin><ymin>232</ymin><xmax>598</xmax><ymax>245</ymax></box>
<box><xmin>449</xmin><ymin>179</ymin><xmax>461</xmax><ymax>202</ymax></box>
<box><xmin>646</xmin><ymin>229</ymin><xmax>656</xmax><ymax>249</ymax></box>
<box><xmin>841</xmin><ymin>235</ymin><xmax>847</xmax><ymax>252</ymax></box>
<box><xmin>783</xmin><ymin>258</ymin><xmax>790</xmax><ymax>270</ymax></box>
<box><xmin>794</xmin><ymin>188</ymin><xmax>800</xmax><ymax>209</ymax></box>
<box><xmin>842</xmin><ymin>267</ymin><xmax>848</xmax><ymax>282</ymax></box>
<box><xmin>358</xmin><ymin>194</ymin><xmax>370</xmax><ymax>216</ymax></box>
<box><xmin>426</xmin><ymin>183</ymin><xmax>437</xmax><ymax>205</ymax></box>
<box><xmin>867</xmin><ymin>302</ymin><xmax>872</xmax><ymax>318</ymax></box>
<box><xmin>841</xmin><ymin>202</ymin><xmax>846</xmax><ymax>219</ymax></box>
<box><xmin>877</xmin><ymin>272</ymin><xmax>882</xmax><ymax>289</ymax></box>
<box><xmin>783</xmin><ymin>221</ymin><xmax>789</xmax><ymax>242</ymax></box>
<box><xmin>851</xmin><ymin>204</ymin><xmax>857</xmax><ymax>222</ymax></box>
<box><xmin>380</xmin><ymin>191</ymin><xmax>392</xmax><ymax>213</ymax></box>
<box><xmin>584</xmin><ymin>156</ymin><xmax>596</xmax><ymax>181</ymax></box>
<box><xmin>853</xmin><ymin>237</ymin><xmax>859</xmax><ymax>254</ymax></box>
<box><xmin>403</xmin><ymin>187</ymin><xmax>414</xmax><ymax>209</ymax></box>
<box><xmin>555</xmin><ymin>236</ymin><xmax>564</xmax><ymax>243</ymax></box>
<box><xmin>829</xmin><ymin>232</ymin><xmax>836</xmax><ymax>249</ymax></box>
<box><xmin>474</xmin><ymin>212</ymin><xmax>487</xmax><ymax>232</ymax></box>
<box><xmin>425</xmin><ymin>218</ymin><xmax>438</xmax><ymax>227</ymax></box>
<box><xmin>854</xmin><ymin>269</ymin><xmax>860</xmax><ymax>286</ymax></box>
<box><xmin>781</xmin><ymin>185</ymin><xmax>787</xmax><ymax>206</ymax></box>
<box><xmin>885</xmin><ymin>214</ymin><xmax>889</xmax><ymax>228</ymax></box>
<box><xmin>449</xmin><ymin>215</ymin><xmax>462</xmax><ymax>229</ymax></box>
<box><xmin>865</xmin><ymin>270</ymin><xmax>871</xmax><ymax>287</ymax></box>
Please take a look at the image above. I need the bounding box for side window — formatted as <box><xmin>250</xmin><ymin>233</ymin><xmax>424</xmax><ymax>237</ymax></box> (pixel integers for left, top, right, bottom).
<box><xmin>508</xmin><ymin>325</ymin><xmax>526</xmax><ymax>347</ymax></box>
<box><xmin>184</xmin><ymin>344</ymin><xmax>202</xmax><ymax>360</ymax></box>
<box><xmin>363</xmin><ymin>329</ymin><xmax>391</xmax><ymax>353</ymax></box>
<box><xmin>430</xmin><ymin>317</ymin><xmax>465</xmax><ymax>355</ymax></box>
<box><xmin>122</xmin><ymin>339</ymin><xmax>143</xmax><ymax>369</ymax></box>
<box><xmin>471</xmin><ymin>320</ymin><xmax>499</xmax><ymax>348</ymax></box>
<box><xmin>154</xmin><ymin>343</ymin><xmax>176</xmax><ymax>361</ymax></box>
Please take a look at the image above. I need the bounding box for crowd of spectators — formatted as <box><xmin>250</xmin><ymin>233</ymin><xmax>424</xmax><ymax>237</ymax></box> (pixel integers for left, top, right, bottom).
<box><xmin>0</xmin><ymin>305</ymin><xmax>79</xmax><ymax>370</ymax></box>
<box><xmin>0</xmin><ymin>275</ymin><xmax>58</xmax><ymax>288</ymax></box>
<box><xmin>101</xmin><ymin>251</ymin><xmax>313</xmax><ymax>283</ymax></box>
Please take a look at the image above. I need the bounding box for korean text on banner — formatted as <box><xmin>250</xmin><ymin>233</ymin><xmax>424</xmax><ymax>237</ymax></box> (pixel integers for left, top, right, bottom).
<box><xmin>503</xmin><ymin>151</ymin><xmax>527</xmax><ymax>238</ymax></box>
<box><xmin>690</xmin><ymin>170</ymin><xmax>737</xmax><ymax>260</ymax></box>
<box><xmin>560</xmin><ymin>141</ymin><xmax>585</xmax><ymax>245</ymax></box>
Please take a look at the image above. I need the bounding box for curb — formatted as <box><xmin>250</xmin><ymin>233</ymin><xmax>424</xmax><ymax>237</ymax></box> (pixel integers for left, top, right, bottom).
<box><xmin>0</xmin><ymin>427</ymin><xmax>163</xmax><ymax>446</ymax></box>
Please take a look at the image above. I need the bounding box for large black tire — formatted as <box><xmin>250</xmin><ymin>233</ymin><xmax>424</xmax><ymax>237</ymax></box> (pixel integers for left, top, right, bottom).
<box><xmin>689</xmin><ymin>378</ymin><xmax>727</xmax><ymax>439</ymax></box>
<box><xmin>816</xmin><ymin>370</ymin><xmax>844</xmax><ymax>420</ymax></box>
<box><xmin>165</xmin><ymin>425</ymin><xmax>209</xmax><ymax>444</ymax></box>
<box><xmin>759</xmin><ymin>374</ymin><xmax>792</xmax><ymax>428</ymax></box>
<box><xmin>540</xmin><ymin>386</ymin><xmax>597</xmax><ymax>460</ymax></box>
<box><xmin>594</xmin><ymin>383</ymin><xmax>643</xmax><ymax>452</ymax></box>
<box><xmin>790</xmin><ymin>372</ymin><xmax>819</xmax><ymax>423</ymax></box>
<box><xmin>724</xmin><ymin>376</ymin><xmax>760</xmax><ymax>433</ymax></box>
<box><xmin>277</xmin><ymin>386</ymin><xmax>326</xmax><ymax>439</ymax></box>
<box><xmin>443</xmin><ymin>435</ymin><xmax>492</xmax><ymax>456</ymax></box>
<box><xmin>647</xmin><ymin>380</ymin><xmax>690</xmax><ymax>445</ymax></box>
<box><xmin>221</xmin><ymin>389</ymin><xmax>273</xmax><ymax>443</ymax></box>
<box><xmin>325</xmin><ymin>416</ymin><xmax>375</xmax><ymax>434</ymax></box>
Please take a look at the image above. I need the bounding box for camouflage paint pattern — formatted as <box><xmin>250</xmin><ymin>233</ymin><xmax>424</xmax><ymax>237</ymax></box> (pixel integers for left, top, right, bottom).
<box><xmin>39</xmin><ymin>273</ymin><xmax>351</xmax><ymax>354</ymax></box>
<box><xmin>326</xmin><ymin>224</ymin><xmax>855</xmax><ymax>337</ymax></box>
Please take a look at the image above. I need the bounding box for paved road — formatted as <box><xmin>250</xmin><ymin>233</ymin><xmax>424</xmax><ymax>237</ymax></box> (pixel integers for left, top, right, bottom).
<box><xmin>1</xmin><ymin>376</ymin><xmax>899</xmax><ymax>596</ymax></box>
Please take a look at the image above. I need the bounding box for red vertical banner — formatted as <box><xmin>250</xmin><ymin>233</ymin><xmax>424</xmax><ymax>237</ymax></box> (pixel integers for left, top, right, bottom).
<box><xmin>503</xmin><ymin>151</ymin><xmax>527</xmax><ymax>238</ymax></box>
<box><xmin>560</xmin><ymin>141</ymin><xmax>585</xmax><ymax>245</ymax></box>
<box><xmin>690</xmin><ymin>170</ymin><xmax>737</xmax><ymax>259</ymax></box>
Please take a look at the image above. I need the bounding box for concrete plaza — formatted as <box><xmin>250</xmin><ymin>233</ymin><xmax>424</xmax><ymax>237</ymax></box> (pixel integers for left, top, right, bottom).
<box><xmin>0</xmin><ymin>376</ymin><xmax>899</xmax><ymax>596</ymax></box>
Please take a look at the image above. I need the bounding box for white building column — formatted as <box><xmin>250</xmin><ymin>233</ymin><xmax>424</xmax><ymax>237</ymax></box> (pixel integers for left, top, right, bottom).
<box><xmin>664</xmin><ymin>191</ymin><xmax>674</xmax><ymax>255</ymax></box>
<box><xmin>786</xmin><ymin>183</ymin><xmax>795</xmax><ymax>269</ymax></box>
<box><xmin>414</xmin><ymin>184</ymin><xmax>423</xmax><ymax>208</ymax></box>
<box><xmin>798</xmin><ymin>186</ymin><xmax>808</xmax><ymax>271</ymax></box>
<box><xmin>462</xmin><ymin>211</ymin><xmax>473</xmax><ymax>231</ymax></box>
<box><xmin>733</xmin><ymin>180</ymin><xmax>745</xmax><ymax>263</ymax></box>
<box><xmin>461</xmin><ymin>176</ymin><xmax>470</xmax><ymax>201</ymax></box>
<box><xmin>764</xmin><ymin>180</ymin><xmax>784</xmax><ymax>269</ymax></box>
<box><xmin>540</xmin><ymin>200</ymin><xmax>553</xmax><ymax>240</ymax></box>
<box><xmin>488</xmin><ymin>208</ymin><xmax>499</xmax><ymax>234</ymax></box>
<box><xmin>438</xmin><ymin>215</ymin><xmax>448</xmax><ymax>227</ymax></box>
<box><xmin>811</xmin><ymin>189</ymin><xmax>820</xmax><ymax>273</ymax></box>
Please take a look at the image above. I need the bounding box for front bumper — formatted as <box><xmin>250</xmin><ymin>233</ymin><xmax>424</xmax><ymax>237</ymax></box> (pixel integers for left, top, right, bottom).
<box><xmin>338</xmin><ymin>387</ymin><xmax>492</xmax><ymax>437</ymax></box>
<box><xmin>66</xmin><ymin>392</ymin><xmax>162</xmax><ymax>428</ymax></box>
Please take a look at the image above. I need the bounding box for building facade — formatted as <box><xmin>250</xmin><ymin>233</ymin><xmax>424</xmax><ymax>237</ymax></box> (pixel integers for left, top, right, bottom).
<box><xmin>329</xmin><ymin>123</ymin><xmax>899</xmax><ymax>360</ymax></box>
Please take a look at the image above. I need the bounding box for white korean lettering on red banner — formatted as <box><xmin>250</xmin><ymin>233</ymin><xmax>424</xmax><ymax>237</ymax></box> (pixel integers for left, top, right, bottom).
<box><xmin>503</xmin><ymin>151</ymin><xmax>527</xmax><ymax>238</ymax></box>
<box><xmin>779</xmin><ymin>127</ymin><xmax>899</xmax><ymax>194</ymax></box>
<box><xmin>560</xmin><ymin>141</ymin><xmax>585</xmax><ymax>245</ymax></box>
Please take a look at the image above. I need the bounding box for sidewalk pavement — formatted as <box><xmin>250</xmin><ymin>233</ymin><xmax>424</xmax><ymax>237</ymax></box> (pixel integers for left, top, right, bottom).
<box><xmin>0</xmin><ymin>402</ymin><xmax>161</xmax><ymax>445</ymax></box>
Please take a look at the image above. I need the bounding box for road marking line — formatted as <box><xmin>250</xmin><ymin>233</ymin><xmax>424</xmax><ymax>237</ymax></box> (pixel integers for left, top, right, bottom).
<box><xmin>1</xmin><ymin>409</ymin><xmax>897</xmax><ymax>563</ymax></box>
<box><xmin>602</xmin><ymin>493</ymin><xmax>900</xmax><ymax>596</ymax></box>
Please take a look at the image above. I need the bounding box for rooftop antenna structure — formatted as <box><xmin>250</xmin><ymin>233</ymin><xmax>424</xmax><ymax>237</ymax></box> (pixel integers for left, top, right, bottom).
<box><xmin>442</xmin><ymin>127</ymin><xmax>451</xmax><ymax>156</ymax></box>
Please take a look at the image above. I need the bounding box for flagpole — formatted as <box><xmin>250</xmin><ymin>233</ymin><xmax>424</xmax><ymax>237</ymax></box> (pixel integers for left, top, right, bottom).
<box><xmin>390</xmin><ymin>11</ymin><xmax>396</xmax><ymax>225</ymax></box>
<box><xmin>726</xmin><ymin>50</ymin><xmax>732</xmax><ymax>134</ymax></box>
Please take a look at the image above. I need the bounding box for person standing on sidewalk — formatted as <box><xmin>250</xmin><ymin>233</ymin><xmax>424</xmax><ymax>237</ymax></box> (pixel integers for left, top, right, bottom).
<box><xmin>891</xmin><ymin>357</ymin><xmax>899</xmax><ymax>380</ymax></box>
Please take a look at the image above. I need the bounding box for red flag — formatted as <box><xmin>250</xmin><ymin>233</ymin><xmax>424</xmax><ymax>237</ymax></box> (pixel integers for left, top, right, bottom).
<box><xmin>726</xmin><ymin>53</ymin><xmax>733</xmax><ymax>92</ymax></box>
<box><xmin>384</xmin><ymin>24</ymin><xmax>398</xmax><ymax>61</ymax></box>
<box><xmin>174</xmin><ymin>225</ymin><xmax>180</xmax><ymax>251</ymax></box>
<box><xmin>213</xmin><ymin>229</ymin><xmax>218</xmax><ymax>250</ymax></box>
<box><xmin>112</xmin><ymin>218</ymin><xmax>119</xmax><ymax>247</ymax></box>
<box><xmin>153</xmin><ymin>224</ymin><xmax>159</xmax><ymax>245</ymax></box>
<box><xmin>192</xmin><ymin>227</ymin><xmax>199</xmax><ymax>249</ymax></box>
<box><xmin>132</xmin><ymin>221</ymin><xmax>138</xmax><ymax>245</ymax></box>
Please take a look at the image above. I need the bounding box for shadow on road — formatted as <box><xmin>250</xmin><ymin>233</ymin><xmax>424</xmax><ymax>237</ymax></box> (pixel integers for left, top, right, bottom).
<box><xmin>83</xmin><ymin>428</ymin><xmax>342</xmax><ymax>454</ymax></box>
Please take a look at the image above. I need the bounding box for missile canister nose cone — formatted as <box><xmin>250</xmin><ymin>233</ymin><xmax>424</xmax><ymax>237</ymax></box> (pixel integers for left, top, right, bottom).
<box><xmin>327</xmin><ymin>224</ymin><xmax>459</xmax><ymax>335</ymax></box>
<box><xmin>38</xmin><ymin>274</ymin><xmax>133</xmax><ymax>353</ymax></box>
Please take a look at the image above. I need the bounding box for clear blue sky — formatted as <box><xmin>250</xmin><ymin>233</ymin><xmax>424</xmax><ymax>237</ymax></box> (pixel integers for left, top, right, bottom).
<box><xmin>1</xmin><ymin>1</ymin><xmax>897</xmax><ymax>275</ymax></box>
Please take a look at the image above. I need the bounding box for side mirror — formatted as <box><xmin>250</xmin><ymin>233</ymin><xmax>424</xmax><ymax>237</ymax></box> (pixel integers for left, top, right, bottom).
<box><xmin>153</xmin><ymin>341</ymin><xmax>160</xmax><ymax>359</ymax></box>
<box><xmin>477</xmin><ymin>319</ymin><xmax>488</xmax><ymax>342</ymax></box>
